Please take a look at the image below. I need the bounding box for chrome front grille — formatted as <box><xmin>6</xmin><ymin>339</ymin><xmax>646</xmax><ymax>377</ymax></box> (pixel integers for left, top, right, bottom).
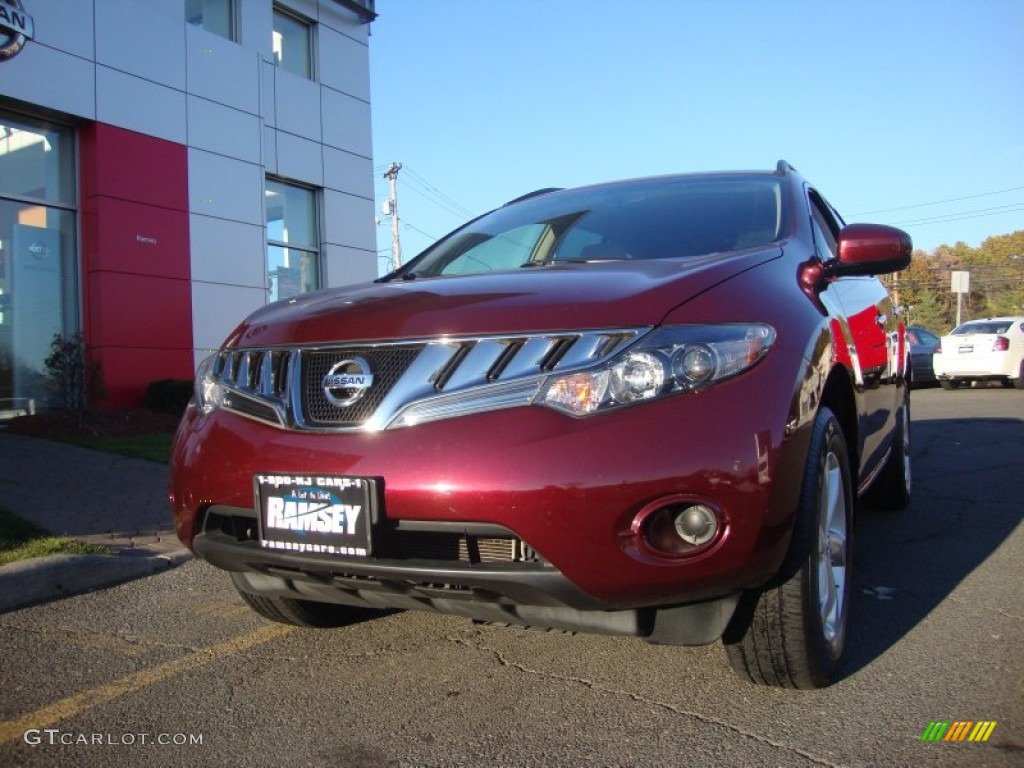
<box><xmin>301</xmin><ymin>346</ymin><xmax>420</xmax><ymax>426</ymax></box>
<box><xmin>205</xmin><ymin>328</ymin><xmax>645</xmax><ymax>431</ymax></box>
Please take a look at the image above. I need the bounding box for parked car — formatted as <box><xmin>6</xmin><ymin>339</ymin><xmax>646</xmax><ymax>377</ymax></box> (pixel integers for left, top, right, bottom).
<box><xmin>170</xmin><ymin>162</ymin><xmax>912</xmax><ymax>689</ymax></box>
<box><xmin>933</xmin><ymin>317</ymin><xmax>1024</xmax><ymax>390</ymax></box>
<box><xmin>906</xmin><ymin>326</ymin><xmax>940</xmax><ymax>387</ymax></box>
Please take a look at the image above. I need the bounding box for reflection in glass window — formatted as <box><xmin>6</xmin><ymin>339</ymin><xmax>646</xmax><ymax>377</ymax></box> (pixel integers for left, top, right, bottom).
<box><xmin>186</xmin><ymin>0</ymin><xmax>235</xmax><ymax>40</ymax></box>
<box><xmin>0</xmin><ymin>112</ymin><xmax>78</xmax><ymax>413</ymax></box>
<box><xmin>272</xmin><ymin>7</ymin><xmax>313</xmax><ymax>79</ymax></box>
<box><xmin>266</xmin><ymin>179</ymin><xmax>319</xmax><ymax>302</ymax></box>
<box><xmin>0</xmin><ymin>118</ymin><xmax>74</xmax><ymax>204</ymax></box>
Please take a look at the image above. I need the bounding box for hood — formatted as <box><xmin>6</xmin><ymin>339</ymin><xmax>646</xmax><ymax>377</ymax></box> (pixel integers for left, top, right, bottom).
<box><xmin>231</xmin><ymin>248</ymin><xmax>782</xmax><ymax>347</ymax></box>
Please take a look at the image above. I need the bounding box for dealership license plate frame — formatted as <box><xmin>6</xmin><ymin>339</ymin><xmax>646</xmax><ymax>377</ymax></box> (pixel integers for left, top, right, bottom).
<box><xmin>255</xmin><ymin>474</ymin><xmax>376</xmax><ymax>556</ymax></box>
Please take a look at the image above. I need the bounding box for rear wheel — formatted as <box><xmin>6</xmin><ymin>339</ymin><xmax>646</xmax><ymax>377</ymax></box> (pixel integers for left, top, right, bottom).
<box><xmin>939</xmin><ymin>379</ymin><xmax>959</xmax><ymax>390</ymax></box>
<box><xmin>232</xmin><ymin>576</ymin><xmax>386</xmax><ymax>628</ymax></box>
<box><xmin>1014</xmin><ymin>362</ymin><xmax>1024</xmax><ymax>390</ymax></box>
<box><xmin>724</xmin><ymin>407</ymin><xmax>853</xmax><ymax>688</ymax></box>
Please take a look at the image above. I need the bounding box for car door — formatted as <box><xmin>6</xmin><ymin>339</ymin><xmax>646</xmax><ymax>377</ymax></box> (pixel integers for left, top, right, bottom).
<box><xmin>809</xmin><ymin>190</ymin><xmax>903</xmax><ymax>483</ymax></box>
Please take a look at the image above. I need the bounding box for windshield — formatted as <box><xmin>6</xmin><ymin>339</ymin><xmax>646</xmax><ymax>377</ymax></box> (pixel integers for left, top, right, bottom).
<box><xmin>392</xmin><ymin>176</ymin><xmax>784</xmax><ymax>279</ymax></box>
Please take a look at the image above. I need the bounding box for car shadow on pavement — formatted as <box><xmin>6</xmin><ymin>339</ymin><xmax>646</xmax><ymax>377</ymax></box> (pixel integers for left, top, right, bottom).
<box><xmin>841</xmin><ymin>413</ymin><xmax>1024</xmax><ymax>681</ymax></box>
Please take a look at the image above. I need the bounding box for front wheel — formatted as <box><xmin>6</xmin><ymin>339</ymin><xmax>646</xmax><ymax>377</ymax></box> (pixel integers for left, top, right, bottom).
<box><xmin>724</xmin><ymin>407</ymin><xmax>854</xmax><ymax>688</ymax></box>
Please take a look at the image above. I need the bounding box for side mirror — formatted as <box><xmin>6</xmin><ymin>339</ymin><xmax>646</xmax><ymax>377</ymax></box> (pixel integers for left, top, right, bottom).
<box><xmin>832</xmin><ymin>223</ymin><xmax>912</xmax><ymax>276</ymax></box>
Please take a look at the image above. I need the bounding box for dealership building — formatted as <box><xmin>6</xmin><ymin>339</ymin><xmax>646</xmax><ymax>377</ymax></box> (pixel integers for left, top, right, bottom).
<box><xmin>0</xmin><ymin>0</ymin><xmax>378</xmax><ymax>411</ymax></box>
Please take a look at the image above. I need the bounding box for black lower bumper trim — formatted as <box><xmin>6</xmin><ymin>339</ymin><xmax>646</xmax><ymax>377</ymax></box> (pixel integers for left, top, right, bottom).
<box><xmin>195</xmin><ymin>533</ymin><xmax>740</xmax><ymax>645</ymax></box>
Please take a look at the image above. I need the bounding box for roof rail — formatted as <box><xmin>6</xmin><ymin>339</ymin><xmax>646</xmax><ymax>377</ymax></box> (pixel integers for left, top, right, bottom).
<box><xmin>776</xmin><ymin>160</ymin><xmax>797</xmax><ymax>175</ymax></box>
<box><xmin>504</xmin><ymin>188</ymin><xmax>562</xmax><ymax>206</ymax></box>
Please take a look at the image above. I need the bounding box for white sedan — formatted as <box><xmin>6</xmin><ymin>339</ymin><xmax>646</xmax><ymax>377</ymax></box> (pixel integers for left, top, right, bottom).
<box><xmin>933</xmin><ymin>316</ymin><xmax>1024</xmax><ymax>390</ymax></box>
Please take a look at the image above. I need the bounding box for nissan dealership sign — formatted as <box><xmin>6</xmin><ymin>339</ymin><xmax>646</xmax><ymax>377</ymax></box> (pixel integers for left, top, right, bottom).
<box><xmin>0</xmin><ymin>0</ymin><xmax>33</xmax><ymax>61</ymax></box>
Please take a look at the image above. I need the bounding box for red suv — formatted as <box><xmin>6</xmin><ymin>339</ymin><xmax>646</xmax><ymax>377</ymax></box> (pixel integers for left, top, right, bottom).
<box><xmin>170</xmin><ymin>162</ymin><xmax>912</xmax><ymax>688</ymax></box>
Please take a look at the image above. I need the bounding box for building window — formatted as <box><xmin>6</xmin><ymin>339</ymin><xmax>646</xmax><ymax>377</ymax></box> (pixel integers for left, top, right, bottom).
<box><xmin>266</xmin><ymin>179</ymin><xmax>319</xmax><ymax>302</ymax></box>
<box><xmin>272</xmin><ymin>6</ymin><xmax>313</xmax><ymax>79</ymax></box>
<box><xmin>0</xmin><ymin>111</ymin><xmax>77</xmax><ymax>414</ymax></box>
<box><xmin>186</xmin><ymin>0</ymin><xmax>235</xmax><ymax>40</ymax></box>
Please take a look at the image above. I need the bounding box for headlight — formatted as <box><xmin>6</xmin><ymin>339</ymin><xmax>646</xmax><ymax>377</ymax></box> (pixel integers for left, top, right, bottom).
<box><xmin>538</xmin><ymin>324</ymin><xmax>775</xmax><ymax>416</ymax></box>
<box><xmin>194</xmin><ymin>354</ymin><xmax>224</xmax><ymax>415</ymax></box>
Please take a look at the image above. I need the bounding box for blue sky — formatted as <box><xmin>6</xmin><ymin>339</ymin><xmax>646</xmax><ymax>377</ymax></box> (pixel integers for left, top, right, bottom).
<box><xmin>369</xmin><ymin>1</ymin><xmax>1024</xmax><ymax>272</ymax></box>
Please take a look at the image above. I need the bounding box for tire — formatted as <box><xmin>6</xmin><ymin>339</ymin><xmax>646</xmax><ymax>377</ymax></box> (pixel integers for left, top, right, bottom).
<box><xmin>939</xmin><ymin>379</ymin><xmax>956</xmax><ymax>390</ymax></box>
<box><xmin>863</xmin><ymin>387</ymin><xmax>912</xmax><ymax>511</ymax></box>
<box><xmin>1014</xmin><ymin>362</ymin><xmax>1024</xmax><ymax>390</ymax></box>
<box><xmin>232</xmin><ymin>576</ymin><xmax>385</xmax><ymax>628</ymax></box>
<box><xmin>724</xmin><ymin>407</ymin><xmax>853</xmax><ymax>688</ymax></box>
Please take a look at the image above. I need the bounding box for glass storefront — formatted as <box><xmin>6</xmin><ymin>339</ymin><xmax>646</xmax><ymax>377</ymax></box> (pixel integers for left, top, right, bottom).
<box><xmin>0</xmin><ymin>111</ymin><xmax>77</xmax><ymax>415</ymax></box>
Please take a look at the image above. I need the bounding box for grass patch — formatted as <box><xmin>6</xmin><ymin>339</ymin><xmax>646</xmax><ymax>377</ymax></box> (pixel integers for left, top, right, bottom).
<box><xmin>0</xmin><ymin>508</ymin><xmax>116</xmax><ymax>566</ymax></box>
<box><xmin>55</xmin><ymin>432</ymin><xmax>174</xmax><ymax>464</ymax></box>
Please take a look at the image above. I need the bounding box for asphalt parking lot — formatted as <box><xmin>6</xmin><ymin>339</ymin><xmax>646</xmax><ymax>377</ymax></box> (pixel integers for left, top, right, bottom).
<box><xmin>0</xmin><ymin>386</ymin><xmax>1021</xmax><ymax>767</ymax></box>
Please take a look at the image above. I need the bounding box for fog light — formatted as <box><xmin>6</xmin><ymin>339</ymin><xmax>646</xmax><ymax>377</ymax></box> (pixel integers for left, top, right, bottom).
<box><xmin>673</xmin><ymin>504</ymin><xmax>717</xmax><ymax>546</ymax></box>
<box><xmin>637</xmin><ymin>500</ymin><xmax>723</xmax><ymax>556</ymax></box>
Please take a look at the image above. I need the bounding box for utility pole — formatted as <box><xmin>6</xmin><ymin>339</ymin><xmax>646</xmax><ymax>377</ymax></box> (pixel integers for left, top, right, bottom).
<box><xmin>384</xmin><ymin>162</ymin><xmax>402</xmax><ymax>268</ymax></box>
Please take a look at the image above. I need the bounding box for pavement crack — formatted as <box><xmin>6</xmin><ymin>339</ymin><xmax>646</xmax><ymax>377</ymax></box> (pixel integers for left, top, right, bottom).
<box><xmin>452</xmin><ymin>636</ymin><xmax>843</xmax><ymax>768</ymax></box>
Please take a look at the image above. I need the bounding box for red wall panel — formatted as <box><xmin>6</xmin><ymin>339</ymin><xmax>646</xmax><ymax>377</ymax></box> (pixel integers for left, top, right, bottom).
<box><xmin>79</xmin><ymin>123</ymin><xmax>192</xmax><ymax>408</ymax></box>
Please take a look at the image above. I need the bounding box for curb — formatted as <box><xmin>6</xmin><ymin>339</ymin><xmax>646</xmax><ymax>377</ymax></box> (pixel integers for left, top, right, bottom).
<box><xmin>0</xmin><ymin>547</ymin><xmax>193</xmax><ymax>614</ymax></box>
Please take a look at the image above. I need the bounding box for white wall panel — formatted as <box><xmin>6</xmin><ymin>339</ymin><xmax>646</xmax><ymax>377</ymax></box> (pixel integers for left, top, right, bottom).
<box><xmin>27</xmin><ymin>0</ymin><xmax>95</xmax><ymax>59</ymax></box>
<box><xmin>238</xmin><ymin>0</ymin><xmax>273</xmax><ymax>59</ymax></box>
<box><xmin>318</xmin><ymin>25</ymin><xmax>370</xmax><ymax>101</ymax></box>
<box><xmin>187</xmin><ymin>96</ymin><xmax>261</xmax><ymax>164</ymax></box>
<box><xmin>319</xmin><ymin>2</ymin><xmax>371</xmax><ymax>44</ymax></box>
<box><xmin>322</xmin><ymin>190</ymin><xmax>376</xmax><ymax>252</ymax></box>
<box><xmin>276</xmin><ymin>131</ymin><xmax>323</xmax><ymax>186</ymax></box>
<box><xmin>96</xmin><ymin>66</ymin><xmax>187</xmax><ymax>144</ymax></box>
<box><xmin>189</xmin><ymin>214</ymin><xmax>266</xmax><ymax>288</ymax></box>
<box><xmin>323</xmin><ymin>147</ymin><xmax>373</xmax><ymax>200</ymax></box>
<box><xmin>191</xmin><ymin>282</ymin><xmax>267</xmax><ymax>355</ymax></box>
<box><xmin>274</xmin><ymin>69</ymin><xmax>322</xmax><ymax>142</ymax></box>
<box><xmin>0</xmin><ymin>44</ymin><xmax>95</xmax><ymax>120</ymax></box>
<box><xmin>188</xmin><ymin>149</ymin><xmax>264</xmax><ymax>226</ymax></box>
<box><xmin>186</xmin><ymin>25</ymin><xmax>260</xmax><ymax>115</ymax></box>
<box><xmin>95</xmin><ymin>0</ymin><xmax>185</xmax><ymax>90</ymax></box>
<box><xmin>263</xmin><ymin>125</ymin><xmax>278</xmax><ymax>176</ymax></box>
<box><xmin>321</xmin><ymin>88</ymin><xmax>372</xmax><ymax>157</ymax></box>
<box><xmin>260</xmin><ymin>60</ymin><xmax>277</xmax><ymax>126</ymax></box>
<box><xmin>323</xmin><ymin>244</ymin><xmax>378</xmax><ymax>287</ymax></box>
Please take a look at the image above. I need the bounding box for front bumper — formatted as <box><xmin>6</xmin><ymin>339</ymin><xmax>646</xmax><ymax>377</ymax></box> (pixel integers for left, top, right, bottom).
<box><xmin>170</xmin><ymin>349</ymin><xmax>809</xmax><ymax>613</ymax></box>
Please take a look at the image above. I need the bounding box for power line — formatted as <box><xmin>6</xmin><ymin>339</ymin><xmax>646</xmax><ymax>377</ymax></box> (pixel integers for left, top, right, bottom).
<box><xmin>852</xmin><ymin>185</ymin><xmax>1024</xmax><ymax>216</ymax></box>
<box><xmin>402</xmin><ymin>166</ymin><xmax>475</xmax><ymax>218</ymax></box>
<box><xmin>402</xmin><ymin>221</ymin><xmax>439</xmax><ymax>241</ymax></box>
<box><xmin>893</xmin><ymin>203</ymin><xmax>1024</xmax><ymax>227</ymax></box>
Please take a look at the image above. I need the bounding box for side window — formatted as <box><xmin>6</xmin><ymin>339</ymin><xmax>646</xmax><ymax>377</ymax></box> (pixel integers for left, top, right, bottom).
<box><xmin>265</xmin><ymin>179</ymin><xmax>320</xmax><ymax>301</ymax></box>
<box><xmin>808</xmin><ymin>191</ymin><xmax>840</xmax><ymax>261</ymax></box>
<box><xmin>273</xmin><ymin>6</ymin><xmax>314</xmax><ymax>79</ymax></box>
<box><xmin>186</xmin><ymin>0</ymin><xmax>235</xmax><ymax>40</ymax></box>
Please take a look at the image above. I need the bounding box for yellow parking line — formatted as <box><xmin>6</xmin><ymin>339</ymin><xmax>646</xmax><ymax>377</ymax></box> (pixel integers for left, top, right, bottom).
<box><xmin>0</xmin><ymin>623</ymin><xmax>292</xmax><ymax>744</ymax></box>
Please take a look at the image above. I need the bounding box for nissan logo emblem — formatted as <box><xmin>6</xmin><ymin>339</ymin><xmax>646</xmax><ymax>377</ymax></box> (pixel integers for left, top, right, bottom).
<box><xmin>322</xmin><ymin>357</ymin><xmax>374</xmax><ymax>407</ymax></box>
<box><xmin>0</xmin><ymin>0</ymin><xmax>34</xmax><ymax>61</ymax></box>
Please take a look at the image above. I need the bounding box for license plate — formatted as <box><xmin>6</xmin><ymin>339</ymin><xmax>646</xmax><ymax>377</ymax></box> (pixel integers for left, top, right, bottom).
<box><xmin>958</xmin><ymin>345</ymin><xmax>974</xmax><ymax>354</ymax></box>
<box><xmin>255</xmin><ymin>474</ymin><xmax>375</xmax><ymax>556</ymax></box>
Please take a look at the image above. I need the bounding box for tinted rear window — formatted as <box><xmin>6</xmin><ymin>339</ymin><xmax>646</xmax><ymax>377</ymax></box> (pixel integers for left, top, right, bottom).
<box><xmin>952</xmin><ymin>321</ymin><xmax>1013</xmax><ymax>335</ymax></box>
